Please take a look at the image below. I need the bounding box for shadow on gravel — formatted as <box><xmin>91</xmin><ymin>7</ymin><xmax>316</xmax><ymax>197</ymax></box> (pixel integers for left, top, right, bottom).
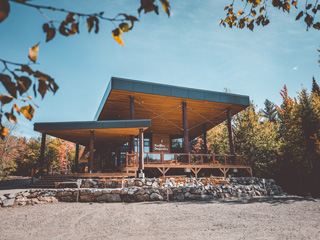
<box><xmin>141</xmin><ymin>196</ymin><xmax>318</xmax><ymax>206</ymax></box>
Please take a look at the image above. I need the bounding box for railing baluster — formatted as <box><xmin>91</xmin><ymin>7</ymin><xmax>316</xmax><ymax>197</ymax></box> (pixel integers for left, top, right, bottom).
<box><xmin>201</xmin><ymin>155</ymin><xmax>203</xmax><ymax>164</ymax></box>
<box><xmin>126</xmin><ymin>152</ymin><xmax>128</xmax><ymax>167</ymax></box>
<box><xmin>188</xmin><ymin>152</ymin><xmax>191</xmax><ymax>165</ymax></box>
<box><xmin>161</xmin><ymin>152</ymin><xmax>164</xmax><ymax>164</ymax></box>
<box><xmin>224</xmin><ymin>155</ymin><xmax>227</xmax><ymax>165</ymax></box>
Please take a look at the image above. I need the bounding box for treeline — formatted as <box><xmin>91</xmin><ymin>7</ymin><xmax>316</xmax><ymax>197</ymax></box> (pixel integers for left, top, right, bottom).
<box><xmin>199</xmin><ymin>78</ymin><xmax>320</xmax><ymax>197</ymax></box>
<box><xmin>0</xmin><ymin>132</ymin><xmax>75</xmax><ymax>180</ymax></box>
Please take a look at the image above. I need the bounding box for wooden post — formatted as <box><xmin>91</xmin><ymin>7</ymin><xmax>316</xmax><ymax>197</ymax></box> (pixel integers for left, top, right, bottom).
<box><xmin>139</xmin><ymin>128</ymin><xmax>144</xmax><ymax>170</ymax></box>
<box><xmin>89</xmin><ymin>130</ymin><xmax>94</xmax><ymax>172</ymax></box>
<box><xmin>75</xmin><ymin>142</ymin><xmax>79</xmax><ymax>173</ymax></box>
<box><xmin>39</xmin><ymin>132</ymin><xmax>46</xmax><ymax>176</ymax></box>
<box><xmin>203</xmin><ymin>123</ymin><xmax>208</xmax><ymax>154</ymax></box>
<box><xmin>227</xmin><ymin>107</ymin><xmax>236</xmax><ymax>155</ymax></box>
<box><xmin>182</xmin><ymin>102</ymin><xmax>189</xmax><ymax>153</ymax></box>
<box><xmin>130</xmin><ymin>96</ymin><xmax>135</xmax><ymax>153</ymax></box>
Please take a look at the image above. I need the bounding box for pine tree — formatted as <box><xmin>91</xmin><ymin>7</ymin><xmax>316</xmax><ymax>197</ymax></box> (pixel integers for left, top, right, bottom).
<box><xmin>263</xmin><ymin>99</ymin><xmax>278</xmax><ymax>123</ymax></box>
<box><xmin>312</xmin><ymin>77</ymin><xmax>320</xmax><ymax>96</ymax></box>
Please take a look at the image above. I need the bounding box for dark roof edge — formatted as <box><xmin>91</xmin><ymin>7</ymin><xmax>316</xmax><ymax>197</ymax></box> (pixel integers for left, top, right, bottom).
<box><xmin>93</xmin><ymin>79</ymin><xmax>113</xmax><ymax>121</ymax></box>
<box><xmin>34</xmin><ymin>119</ymin><xmax>151</xmax><ymax>132</ymax></box>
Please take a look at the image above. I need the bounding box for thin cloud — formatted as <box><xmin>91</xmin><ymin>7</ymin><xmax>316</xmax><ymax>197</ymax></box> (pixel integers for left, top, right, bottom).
<box><xmin>293</xmin><ymin>66</ymin><xmax>299</xmax><ymax>70</ymax></box>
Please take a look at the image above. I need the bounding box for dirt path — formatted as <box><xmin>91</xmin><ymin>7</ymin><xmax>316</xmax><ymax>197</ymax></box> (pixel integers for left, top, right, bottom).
<box><xmin>0</xmin><ymin>196</ymin><xmax>319</xmax><ymax>240</ymax></box>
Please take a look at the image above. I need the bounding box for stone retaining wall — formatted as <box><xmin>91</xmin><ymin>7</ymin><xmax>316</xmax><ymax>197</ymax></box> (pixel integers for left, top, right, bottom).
<box><xmin>0</xmin><ymin>177</ymin><xmax>283</xmax><ymax>207</ymax></box>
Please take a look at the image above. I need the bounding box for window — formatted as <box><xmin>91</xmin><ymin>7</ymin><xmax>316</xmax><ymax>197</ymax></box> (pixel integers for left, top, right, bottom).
<box><xmin>170</xmin><ymin>136</ymin><xmax>184</xmax><ymax>153</ymax></box>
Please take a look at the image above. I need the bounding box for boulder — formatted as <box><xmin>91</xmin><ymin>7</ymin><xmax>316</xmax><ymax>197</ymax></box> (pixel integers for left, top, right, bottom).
<box><xmin>176</xmin><ymin>192</ymin><xmax>184</xmax><ymax>201</ymax></box>
<box><xmin>80</xmin><ymin>194</ymin><xmax>95</xmax><ymax>202</ymax></box>
<box><xmin>2</xmin><ymin>198</ymin><xmax>15</xmax><ymax>207</ymax></box>
<box><xmin>136</xmin><ymin>194</ymin><xmax>150</xmax><ymax>202</ymax></box>
<box><xmin>96</xmin><ymin>194</ymin><xmax>121</xmax><ymax>202</ymax></box>
<box><xmin>150</xmin><ymin>193</ymin><xmax>163</xmax><ymax>201</ymax></box>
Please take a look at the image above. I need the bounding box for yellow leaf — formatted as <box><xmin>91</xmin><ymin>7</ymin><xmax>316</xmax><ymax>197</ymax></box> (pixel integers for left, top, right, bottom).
<box><xmin>238</xmin><ymin>11</ymin><xmax>244</xmax><ymax>15</ymax></box>
<box><xmin>245</xmin><ymin>18</ymin><xmax>250</xmax><ymax>22</ymax></box>
<box><xmin>160</xmin><ymin>0</ymin><xmax>171</xmax><ymax>17</ymax></box>
<box><xmin>28</xmin><ymin>43</ymin><xmax>39</xmax><ymax>63</ymax></box>
<box><xmin>20</xmin><ymin>105</ymin><xmax>34</xmax><ymax>121</ymax></box>
<box><xmin>112</xmin><ymin>29</ymin><xmax>125</xmax><ymax>47</ymax></box>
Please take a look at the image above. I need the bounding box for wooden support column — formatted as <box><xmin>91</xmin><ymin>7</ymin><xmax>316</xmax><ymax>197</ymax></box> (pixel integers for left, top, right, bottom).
<box><xmin>203</xmin><ymin>123</ymin><xmax>208</xmax><ymax>154</ymax></box>
<box><xmin>75</xmin><ymin>143</ymin><xmax>79</xmax><ymax>173</ymax></box>
<box><xmin>89</xmin><ymin>130</ymin><xmax>94</xmax><ymax>172</ymax></box>
<box><xmin>39</xmin><ymin>132</ymin><xmax>46</xmax><ymax>176</ymax></box>
<box><xmin>130</xmin><ymin>96</ymin><xmax>135</xmax><ymax>153</ymax></box>
<box><xmin>139</xmin><ymin>128</ymin><xmax>144</xmax><ymax>170</ymax></box>
<box><xmin>182</xmin><ymin>102</ymin><xmax>189</xmax><ymax>153</ymax></box>
<box><xmin>227</xmin><ymin>107</ymin><xmax>235</xmax><ymax>155</ymax></box>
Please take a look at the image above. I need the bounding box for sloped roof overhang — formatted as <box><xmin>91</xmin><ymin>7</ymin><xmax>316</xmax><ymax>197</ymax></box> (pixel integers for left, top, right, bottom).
<box><xmin>34</xmin><ymin>119</ymin><xmax>151</xmax><ymax>147</ymax></box>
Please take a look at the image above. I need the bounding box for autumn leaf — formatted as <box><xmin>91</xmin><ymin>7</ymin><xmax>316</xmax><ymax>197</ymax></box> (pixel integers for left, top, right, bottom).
<box><xmin>20</xmin><ymin>65</ymin><xmax>34</xmax><ymax>75</ymax></box>
<box><xmin>71</xmin><ymin>22</ymin><xmax>79</xmax><ymax>33</ymax></box>
<box><xmin>313</xmin><ymin>22</ymin><xmax>320</xmax><ymax>30</ymax></box>
<box><xmin>5</xmin><ymin>112</ymin><xmax>17</xmax><ymax>124</ymax></box>
<box><xmin>28</xmin><ymin>42</ymin><xmax>39</xmax><ymax>63</ymax></box>
<box><xmin>0</xmin><ymin>125</ymin><xmax>8</xmax><ymax>139</ymax></box>
<box><xmin>38</xmin><ymin>80</ymin><xmax>49</xmax><ymax>98</ymax></box>
<box><xmin>0</xmin><ymin>73</ymin><xmax>16</xmax><ymax>98</ymax></box>
<box><xmin>296</xmin><ymin>11</ymin><xmax>303</xmax><ymax>21</ymax></box>
<box><xmin>20</xmin><ymin>105</ymin><xmax>34</xmax><ymax>121</ymax></box>
<box><xmin>119</xmin><ymin>23</ymin><xmax>129</xmax><ymax>32</ymax></box>
<box><xmin>65</xmin><ymin>12</ymin><xmax>75</xmax><ymax>23</ymax></box>
<box><xmin>283</xmin><ymin>2</ymin><xmax>290</xmax><ymax>12</ymax></box>
<box><xmin>238</xmin><ymin>11</ymin><xmax>244</xmax><ymax>16</ymax></box>
<box><xmin>117</xmin><ymin>14</ymin><xmax>139</xmax><ymax>30</ymax></box>
<box><xmin>0</xmin><ymin>0</ymin><xmax>10</xmax><ymax>23</ymax></box>
<box><xmin>13</xmin><ymin>104</ymin><xmax>20</xmax><ymax>114</ymax></box>
<box><xmin>87</xmin><ymin>17</ymin><xmax>94</xmax><ymax>32</ymax></box>
<box><xmin>0</xmin><ymin>94</ymin><xmax>13</xmax><ymax>105</ymax></box>
<box><xmin>16</xmin><ymin>76</ymin><xmax>32</xmax><ymax>95</ymax></box>
<box><xmin>112</xmin><ymin>28</ymin><xmax>124</xmax><ymax>47</ymax></box>
<box><xmin>160</xmin><ymin>0</ymin><xmax>171</xmax><ymax>17</ymax></box>
<box><xmin>138</xmin><ymin>0</ymin><xmax>159</xmax><ymax>15</ymax></box>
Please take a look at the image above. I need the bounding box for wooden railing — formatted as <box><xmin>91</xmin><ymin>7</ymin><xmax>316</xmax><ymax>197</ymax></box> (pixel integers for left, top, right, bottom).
<box><xmin>124</xmin><ymin>152</ymin><xmax>249</xmax><ymax>167</ymax></box>
<box><xmin>125</xmin><ymin>152</ymin><xmax>139</xmax><ymax>167</ymax></box>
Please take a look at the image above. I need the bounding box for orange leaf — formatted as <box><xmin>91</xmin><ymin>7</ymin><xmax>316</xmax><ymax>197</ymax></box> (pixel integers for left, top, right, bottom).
<box><xmin>13</xmin><ymin>103</ymin><xmax>20</xmax><ymax>114</ymax></box>
<box><xmin>28</xmin><ymin>43</ymin><xmax>39</xmax><ymax>63</ymax></box>
<box><xmin>238</xmin><ymin>11</ymin><xmax>244</xmax><ymax>15</ymax></box>
<box><xmin>112</xmin><ymin>29</ymin><xmax>125</xmax><ymax>47</ymax></box>
<box><xmin>20</xmin><ymin>105</ymin><xmax>34</xmax><ymax>121</ymax></box>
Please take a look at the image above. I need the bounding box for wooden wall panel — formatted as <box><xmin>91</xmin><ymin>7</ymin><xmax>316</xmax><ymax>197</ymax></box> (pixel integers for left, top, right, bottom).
<box><xmin>152</xmin><ymin>133</ymin><xmax>170</xmax><ymax>153</ymax></box>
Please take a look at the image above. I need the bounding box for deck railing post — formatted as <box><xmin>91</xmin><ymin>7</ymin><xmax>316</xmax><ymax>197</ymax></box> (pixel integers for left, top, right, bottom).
<box><xmin>175</xmin><ymin>153</ymin><xmax>177</xmax><ymax>164</ymax></box>
<box><xmin>235</xmin><ymin>154</ymin><xmax>238</xmax><ymax>165</ymax></box>
<box><xmin>212</xmin><ymin>153</ymin><xmax>215</xmax><ymax>164</ymax></box>
<box><xmin>126</xmin><ymin>152</ymin><xmax>128</xmax><ymax>167</ymax></box>
<box><xmin>188</xmin><ymin>152</ymin><xmax>191</xmax><ymax>164</ymax></box>
<box><xmin>201</xmin><ymin>155</ymin><xmax>203</xmax><ymax>164</ymax></box>
<box><xmin>224</xmin><ymin>155</ymin><xmax>227</xmax><ymax>165</ymax></box>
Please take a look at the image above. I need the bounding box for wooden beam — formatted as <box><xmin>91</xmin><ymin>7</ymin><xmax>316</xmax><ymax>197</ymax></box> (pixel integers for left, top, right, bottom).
<box><xmin>139</xmin><ymin>128</ymin><xmax>144</xmax><ymax>170</ymax></box>
<box><xmin>39</xmin><ymin>132</ymin><xmax>46</xmax><ymax>176</ymax></box>
<box><xmin>182</xmin><ymin>102</ymin><xmax>189</xmax><ymax>153</ymax></box>
<box><xmin>89</xmin><ymin>130</ymin><xmax>94</xmax><ymax>172</ymax></box>
<box><xmin>203</xmin><ymin>123</ymin><xmax>208</xmax><ymax>154</ymax></box>
<box><xmin>74</xmin><ymin>142</ymin><xmax>79</xmax><ymax>173</ymax></box>
<box><xmin>227</xmin><ymin>107</ymin><xmax>235</xmax><ymax>155</ymax></box>
<box><xmin>191</xmin><ymin>168</ymin><xmax>201</xmax><ymax>178</ymax></box>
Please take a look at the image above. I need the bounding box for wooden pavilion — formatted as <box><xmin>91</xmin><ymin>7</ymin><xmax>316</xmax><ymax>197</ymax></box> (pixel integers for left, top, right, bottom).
<box><xmin>34</xmin><ymin>77</ymin><xmax>252</xmax><ymax>178</ymax></box>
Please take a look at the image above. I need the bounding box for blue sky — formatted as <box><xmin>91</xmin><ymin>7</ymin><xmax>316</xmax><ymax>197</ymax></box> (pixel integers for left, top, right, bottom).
<box><xmin>0</xmin><ymin>0</ymin><xmax>319</xmax><ymax>138</ymax></box>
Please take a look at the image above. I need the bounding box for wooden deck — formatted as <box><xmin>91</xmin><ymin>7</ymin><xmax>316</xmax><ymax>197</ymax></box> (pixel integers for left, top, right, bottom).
<box><xmin>123</xmin><ymin>152</ymin><xmax>252</xmax><ymax>178</ymax></box>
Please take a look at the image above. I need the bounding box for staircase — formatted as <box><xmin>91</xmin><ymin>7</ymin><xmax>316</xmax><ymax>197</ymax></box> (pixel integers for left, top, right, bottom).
<box><xmin>29</xmin><ymin>175</ymin><xmax>77</xmax><ymax>188</ymax></box>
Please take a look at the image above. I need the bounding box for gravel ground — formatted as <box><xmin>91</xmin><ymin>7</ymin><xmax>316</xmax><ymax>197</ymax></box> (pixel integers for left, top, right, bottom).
<box><xmin>0</xmin><ymin>196</ymin><xmax>319</xmax><ymax>240</ymax></box>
